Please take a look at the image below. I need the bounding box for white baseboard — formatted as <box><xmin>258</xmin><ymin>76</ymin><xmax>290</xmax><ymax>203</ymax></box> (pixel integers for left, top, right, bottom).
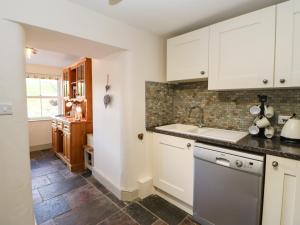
<box><xmin>92</xmin><ymin>168</ymin><xmax>139</xmax><ymax>201</ymax></box>
<box><xmin>120</xmin><ymin>189</ymin><xmax>139</xmax><ymax>201</ymax></box>
<box><xmin>92</xmin><ymin>168</ymin><xmax>122</xmax><ymax>198</ymax></box>
<box><xmin>30</xmin><ymin>144</ymin><xmax>52</xmax><ymax>152</ymax></box>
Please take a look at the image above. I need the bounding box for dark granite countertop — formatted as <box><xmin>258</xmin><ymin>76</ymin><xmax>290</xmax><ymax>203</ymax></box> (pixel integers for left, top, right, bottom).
<box><xmin>146</xmin><ymin>127</ymin><xmax>300</xmax><ymax>161</ymax></box>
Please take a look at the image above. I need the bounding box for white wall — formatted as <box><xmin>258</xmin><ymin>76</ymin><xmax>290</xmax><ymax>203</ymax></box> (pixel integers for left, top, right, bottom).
<box><xmin>92</xmin><ymin>54</ymin><xmax>126</xmax><ymax>194</ymax></box>
<box><xmin>26</xmin><ymin>64</ymin><xmax>63</xmax><ymax>151</ymax></box>
<box><xmin>26</xmin><ymin>63</ymin><xmax>63</xmax><ymax>75</ymax></box>
<box><xmin>1</xmin><ymin>0</ymin><xmax>165</xmax><ymax>207</ymax></box>
<box><xmin>0</xmin><ymin>20</ymin><xmax>35</xmax><ymax>225</ymax></box>
<box><xmin>28</xmin><ymin>120</ymin><xmax>52</xmax><ymax>150</ymax></box>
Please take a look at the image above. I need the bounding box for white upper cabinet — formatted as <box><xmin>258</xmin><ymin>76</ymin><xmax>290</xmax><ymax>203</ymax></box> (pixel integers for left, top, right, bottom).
<box><xmin>208</xmin><ymin>6</ymin><xmax>276</xmax><ymax>90</ymax></box>
<box><xmin>167</xmin><ymin>27</ymin><xmax>209</xmax><ymax>82</ymax></box>
<box><xmin>275</xmin><ymin>0</ymin><xmax>300</xmax><ymax>87</ymax></box>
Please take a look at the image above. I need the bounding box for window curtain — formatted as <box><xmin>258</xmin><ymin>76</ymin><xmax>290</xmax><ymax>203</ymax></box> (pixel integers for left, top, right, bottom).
<box><xmin>26</xmin><ymin>72</ymin><xmax>61</xmax><ymax>80</ymax></box>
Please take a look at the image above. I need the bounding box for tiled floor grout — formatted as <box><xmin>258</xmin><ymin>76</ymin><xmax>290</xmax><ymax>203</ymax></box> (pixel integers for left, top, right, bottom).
<box><xmin>177</xmin><ymin>215</ymin><xmax>189</xmax><ymax>225</ymax></box>
<box><xmin>82</xmin><ymin>175</ymin><xmax>163</xmax><ymax>225</ymax></box>
<box><xmin>31</xmin><ymin>150</ymin><xmax>193</xmax><ymax>225</ymax></box>
<box><xmin>95</xmin><ymin>209</ymin><xmax>123</xmax><ymax>225</ymax></box>
<box><xmin>34</xmin><ymin>175</ymin><xmax>80</xmax><ymax>203</ymax></box>
<box><xmin>119</xmin><ymin>206</ymin><xmax>144</xmax><ymax>225</ymax></box>
<box><xmin>134</xmin><ymin>201</ymin><xmax>170</xmax><ymax>225</ymax></box>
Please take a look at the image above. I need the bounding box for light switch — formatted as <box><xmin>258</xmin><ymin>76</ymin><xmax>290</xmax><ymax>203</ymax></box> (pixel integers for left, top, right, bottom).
<box><xmin>0</xmin><ymin>103</ymin><xmax>13</xmax><ymax>115</ymax></box>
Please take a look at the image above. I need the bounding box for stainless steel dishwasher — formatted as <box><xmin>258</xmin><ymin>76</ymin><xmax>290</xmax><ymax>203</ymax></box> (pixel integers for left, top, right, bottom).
<box><xmin>193</xmin><ymin>143</ymin><xmax>264</xmax><ymax>225</ymax></box>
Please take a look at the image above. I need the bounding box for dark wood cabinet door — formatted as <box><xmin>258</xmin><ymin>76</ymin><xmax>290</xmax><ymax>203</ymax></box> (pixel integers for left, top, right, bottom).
<box><xmin>63</xmin><ymin>131</ymin><xmax>71</xmax><ymax>162</ymax></box>
<box><xmin>52</xmin><ymin>127</ymin><xmax>58</xmax><ymax>152</ymax></box>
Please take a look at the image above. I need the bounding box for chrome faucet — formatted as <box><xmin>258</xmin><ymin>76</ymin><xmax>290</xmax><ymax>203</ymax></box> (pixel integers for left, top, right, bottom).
<box><xmin>188</xmin><ymin>105</ymin><xmax>205</xmax><ymax>127</ymax></box>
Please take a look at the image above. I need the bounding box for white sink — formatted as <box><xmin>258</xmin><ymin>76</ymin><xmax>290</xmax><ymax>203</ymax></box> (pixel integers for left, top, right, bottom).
<box><xmin>156</xmin><ymin>124</ymin><xmax>199</xmax><ymax>133</ymax></box>
<box><xmin>156</xmin><ymin>124</ymin><xmax>248</xmax><ymax>143</ymax></box>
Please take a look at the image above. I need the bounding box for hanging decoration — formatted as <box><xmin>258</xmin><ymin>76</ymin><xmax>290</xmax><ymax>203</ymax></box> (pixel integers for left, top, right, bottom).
<box><xmin>104</xmin><ymin>74</ymin><xmax>112</xmax><ymax>108</ymax></box>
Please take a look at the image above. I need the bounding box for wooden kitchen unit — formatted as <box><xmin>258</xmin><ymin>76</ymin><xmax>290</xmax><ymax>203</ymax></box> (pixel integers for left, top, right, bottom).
<box><xmin>52</xmin><ymin>118</ymin><xmax>87</xmax><ymax>171</ymax></box>
<box><xmin>52</xmin><ymin>58</ymin><xmax>93</xmax><ymax>171</ymax></box>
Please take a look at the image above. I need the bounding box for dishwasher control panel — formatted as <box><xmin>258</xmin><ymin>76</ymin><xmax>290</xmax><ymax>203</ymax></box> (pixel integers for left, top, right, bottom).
<box><xmin>194</xmin><ymin>143</ymin><xmax>264</xmax><ymax>176</ymax></box>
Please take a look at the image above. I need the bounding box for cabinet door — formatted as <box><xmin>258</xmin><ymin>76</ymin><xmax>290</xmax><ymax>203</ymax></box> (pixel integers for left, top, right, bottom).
<box><xmin>76</xmin><ymin>63</ymin><xmax>85</xmax><ymax>97</ymax></box>
<box><xmin>153</xmin><ymin>133</ymin><xmax>194</xmax><ymax>205</ymax></box>
<box><xmin>52</xmin><ymin>127</ymin><xmax>57</xmax><ymax>152</ymax></box>
<box><xmin>167</xmin><ymin>27</ymin><xmax>209</xmax><ymax>82</ymax></box>
<box><xmin>80</xmin><ymin>64</ymin><xmax>85</xmax><ymax>97</ymax></box>
<box><xmin>63</xmin><ymin>70</ymin><xmax>70</xmax><ymax>98</ymax></box>
<box><xmin>76</xmin><ymin>65</ymin><xmax>81</xmax><ymax>97</ymax></box>
<box><xmin>63</xmin><ymin>131</ymin><xmax>71</xmax><ymax>162</ymax></box>
<box><xmin>275</xmin><ymin>0</ymin><xmax>300</xmax><ymax>87</ymax></box>
<box><xmin>209</xmin><ymin>6</ymin><xmax>276</xmax><ymax>90</ymax></box>
<box><xmin>262</xmin><ymin>155</ymin><xmax>300</xmax><ymax>225</ymax></box>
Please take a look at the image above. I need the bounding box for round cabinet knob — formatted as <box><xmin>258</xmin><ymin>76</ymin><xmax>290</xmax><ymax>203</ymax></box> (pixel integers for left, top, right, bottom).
<box><xmin>187</xmin><ymin>143</ymin><xmax>191</xmax><ymax>148</ymax></box>
<box><xmin>236</xmin><ymin>160</ymin><xmax>243</xmax><ymax>168</ymax></box>
<box><xmin>200</xmin><ymin>71</ymin><xmax>205</xmax><ymax>75</ymax></box>
<box><xmin>280</xmin><ymin>79</ymin><xmax>286</xmax><ymax>84</ymax></box>
<box><xmin>272</xmin><ymin>161</ymin><xmax>279</xmax><ymax>168</ymax></box>
<box><xmin>263</xmin><ymin>79</ymin><xmax>268</xmax><ymax>84</ymax></box>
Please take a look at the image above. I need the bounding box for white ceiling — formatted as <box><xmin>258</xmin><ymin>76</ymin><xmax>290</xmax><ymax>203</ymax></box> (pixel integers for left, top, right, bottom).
<box><xmin>24</xmin><ymin>24</ymin><xmax>123</xmax><ymax>63</ymax></box>
<box><xmin>69</xmin><ymin>0</ymin><xmax>286</xmax><ymax>37</ymax></box>
<box><xmin>26</xmin><ymin>49</ymin><xmax>81</xmax><ymax>68</ymax></box>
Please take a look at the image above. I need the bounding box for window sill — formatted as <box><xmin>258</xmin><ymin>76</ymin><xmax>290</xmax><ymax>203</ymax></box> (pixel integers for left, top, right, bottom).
<box><xmin>28</xmin><ymin>118</ymin><xmax>52</xmax><ymax>122</ymax></box>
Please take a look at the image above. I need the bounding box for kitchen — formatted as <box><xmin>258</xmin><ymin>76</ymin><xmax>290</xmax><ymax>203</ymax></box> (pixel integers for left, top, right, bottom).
<box><xmin>1</xmin><ymin>0</ymin><xmax>300</xmax><ymax>225</ymax></box>
<box><xmin>146</xmin><ymin>1</ymin><xmax>300</xmax><ymax>225</ymax></box>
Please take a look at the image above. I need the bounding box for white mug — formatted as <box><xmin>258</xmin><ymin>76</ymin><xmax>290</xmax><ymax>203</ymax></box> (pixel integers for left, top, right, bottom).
<box><xmin>250</xmin><ymin>105</ymin><xmax>261</xmax><ymax>116</ymax></box>
<box><xmin>264</xmin><ymin>105</ymin><xmax>274</xmax><ymax>118</ymax></box>
<box><xmin>256</xmin><ymin>117</ymin><xmax>271</xmax><ymax>128</ymax></box>
<box><xmin>264</xmin><ymin>126</ymin><xmax>275</xmax><ymax>139</ymax></box>
<box><xmin>253</xmin><ymin>116</ymin><xmax>261</xmax><ymax>124</ymax></box>
<box><xmin>249</xmin><ymin>125</ymin><xmax>259</xmax><ymax>135</ymax></box>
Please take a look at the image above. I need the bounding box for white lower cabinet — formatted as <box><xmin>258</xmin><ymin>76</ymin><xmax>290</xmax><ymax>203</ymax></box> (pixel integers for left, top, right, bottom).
<box><xmin>262</xmin><ymin>155</ymin><xmax>300</xmax><ymax>225</ymax></box>
<box><xmin>153</xmin><ymin>133</ymin><xmax>194</xmax><ymax>205</ymax></box>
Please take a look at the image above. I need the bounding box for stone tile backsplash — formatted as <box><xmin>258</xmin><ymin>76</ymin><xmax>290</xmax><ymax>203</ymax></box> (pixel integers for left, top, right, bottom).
<box><xmin>145</xmin><ymin>81</ymin><xmax>300</xmax><ymax>134</ymax></box>
<box><xmin>145</xmin><ymin>81</ymin><xmax>174</xmax><ymax>128</ymax></box>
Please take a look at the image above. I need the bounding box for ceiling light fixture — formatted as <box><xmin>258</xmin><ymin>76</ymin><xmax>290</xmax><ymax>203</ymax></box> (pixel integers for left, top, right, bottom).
<box><xmin>109</xmin><ymin>0</ymin><xmax>122</xmax><ymax>6</ymax></box>
<box><xmin>25</xmin><ymin>47</ymin><xmax>37</xmax><ymax>59</ymax></box>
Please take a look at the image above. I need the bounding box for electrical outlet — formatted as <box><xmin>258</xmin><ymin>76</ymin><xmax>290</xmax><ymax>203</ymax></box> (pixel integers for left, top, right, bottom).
<box><xmin>278</xmin><ymin>115</ymin><xmax>291</xmax><ymax>125</ymax></box>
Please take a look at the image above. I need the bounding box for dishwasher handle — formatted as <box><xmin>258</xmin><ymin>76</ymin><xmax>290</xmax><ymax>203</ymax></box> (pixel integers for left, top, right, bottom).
<box><xmin>216</xmin><ymin>157</ymin><xmax>230</xmax><ymax>167</ymax></box>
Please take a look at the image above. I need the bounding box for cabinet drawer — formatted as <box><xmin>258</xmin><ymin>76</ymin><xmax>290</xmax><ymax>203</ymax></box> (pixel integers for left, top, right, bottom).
<box><xmin>52</xmin><ymin>120</ymin><xmax>57</xmax><ymax>127</ymax></box>
<box><xmin>156</xmin><ymin>133</ymin><xmax>194</xmax><ymax>149</ymax></box>
<box><xmin>57</xmin><ymin>121</ymin><xmax>63</xmax><ymax>130</ymax></box>
<box><xmin>63</xmin><ymin>123</ymin><xmax>70</xmax><ymax>132</ymax></box>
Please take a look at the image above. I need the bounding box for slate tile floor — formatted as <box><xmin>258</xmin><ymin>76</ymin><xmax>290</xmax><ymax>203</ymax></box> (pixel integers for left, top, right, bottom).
<box><xmin>30</xmin><ymin>150</ymin><xmax>200</xmax><ymax>225</ymax></box>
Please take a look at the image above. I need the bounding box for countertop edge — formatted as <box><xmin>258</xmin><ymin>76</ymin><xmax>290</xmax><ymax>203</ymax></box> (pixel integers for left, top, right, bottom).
<box><xmin>146</xmin><ymin>127</ymin><xmax>300</xmax><ymax>161</ymax></box>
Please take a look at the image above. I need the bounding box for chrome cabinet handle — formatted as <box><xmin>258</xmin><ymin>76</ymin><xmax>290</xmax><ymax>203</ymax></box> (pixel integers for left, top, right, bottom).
<box><xmin>263</xmin><ymin>79</ymin><xmax>268</xmax><ymax>84</ymax></box>
<box><xmin>272</xmin><ymin>161</ymin><xmax>279</xmax><ymax>168</ymax></box>
<box><xmin>200</xmin><ymin>71</ymin><xmax>205</xmax><ymax>75</ymax></box>
<box><xmin>187</xmin><ymin>143</ymin><xmax>191</xmax><ymax>148</ymax></box>
<box><xmin>280</xmin><ymin>79</ymin><xmax>286</xmax><ymax>84</ymax></box>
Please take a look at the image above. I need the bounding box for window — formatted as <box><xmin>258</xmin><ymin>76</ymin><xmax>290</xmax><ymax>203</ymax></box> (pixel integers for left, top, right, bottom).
<box><xmin>26</xmin><ymin>73</ymin><xmax>62</xmax><ymax>119</ymax></box>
